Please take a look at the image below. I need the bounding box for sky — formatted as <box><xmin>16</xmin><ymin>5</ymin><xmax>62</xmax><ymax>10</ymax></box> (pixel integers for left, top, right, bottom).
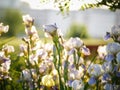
<box><xmin>21</xmin><ymin>0</ymin><xmax>100</xmax><ymax>10</ymax></box>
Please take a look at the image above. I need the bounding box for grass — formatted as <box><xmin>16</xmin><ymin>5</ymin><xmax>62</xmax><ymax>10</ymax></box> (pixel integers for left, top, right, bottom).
<box><xmin>0</xmin><ymin>37</ymin><xmax>113</xmax><ymax>48</ymax></box>
<box><xmin>83</xmin><ymin>38</ymin><xmax>113</xmax><ymax>45</ymax></box>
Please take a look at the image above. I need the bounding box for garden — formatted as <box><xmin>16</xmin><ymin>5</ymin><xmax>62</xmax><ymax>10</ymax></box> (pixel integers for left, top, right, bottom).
<box><xmin>0</xmin><ymin>14</ymin><xmax>120</xmax><ymax>90</ymax></box>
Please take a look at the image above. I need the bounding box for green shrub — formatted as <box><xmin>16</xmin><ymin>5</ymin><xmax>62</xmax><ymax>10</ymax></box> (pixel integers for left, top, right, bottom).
<box><xmin>0</xmin><ymin>9</ymin><xmax>24</xmax><ymax>37</ymax></box>
<box><xmin>66</xmin><ymin>23</ymin><xmax>90</xmax><ymax>38</ymax></box>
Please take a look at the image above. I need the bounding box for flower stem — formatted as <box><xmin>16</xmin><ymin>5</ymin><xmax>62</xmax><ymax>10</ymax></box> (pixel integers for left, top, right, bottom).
<box><xmin>27</xmin><ymin>42</ymin><xmax>36</xmax><ymax>90</ymax></box>
<box><xmin>53</xmin><ymin>38</ymin><xmax>64</xmax><ymax>90</ymax></box>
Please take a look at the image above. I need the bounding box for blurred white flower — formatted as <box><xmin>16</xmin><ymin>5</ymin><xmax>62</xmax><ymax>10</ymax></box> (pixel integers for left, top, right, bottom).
<box><xmin>68</xmin><ymin>55</ymin><xmax>76</xmax><ymax>64</ymax></box>
<box><xmin>75</xmin><ymin>67</ymin><xmax>84</xmax><ymax>79</ymax></box>
<box><xmin>65</xmin><ymin>37</ymin><xmax>84</xmax><ymax>50</ymax></box>
<box><xmin>71</xmin><ymin>79</ymin><xmax>84</xmax><ymax>90</ymax></box>
<box><xmin>41</xmin><ymin>74</ymin><xmax>55</xmax><ymax>87</ymax></box>
<box><xmin>0</xmin><ymin>23</ymin><xmax>9</xmax><ymax>35</ymax></box>
<box><xmin>88</xmin><ymin>64</ymin><xmax>103</xmax><ymax>77</ymax></box>
<box><xmin>0</xmin><ymin>51</ymin><xmax>4</xmax><ymax>57</ymax></box>
<box><xmin>22</xmin><ymin>14</ymin><xmax>34</xmax><ymax>27</ymax></box>
<box><xmin>44</xmin><ymin>59</ymin><xmax>54</xmax><ymax>69</ymax></box>
<box><xmin>21</xmin><ymin>69</ymin><xmax>37</xmax><ymax>81</ymax></box>
<box><xmin>1</xmin><ymin>60</ymin><xmax>11</xmax><ymax>73</ymax></box>
<box><xmin>25</xmin><ymin>26</ymin><xmax>37</xmax><ymax>36</ymax></box>
<box><xmin>78</xmin><ymin>57</ymin><xmax>84</xmax><ymax>65</ymax></box>
<box><xmin>43</xmin><ymin>23</ymin><xmax>57</xmax><ymax>36</ymax></box>
<box><xmin>32</xmin><ymin>40</ymin><xmax>42</xmax><ymax>51</ymax></box>
<box><xmin>111</xmin><ymin>25</ymin><xmax>120</xmax><ymax>36</ymax></box>
<box><xmin>44</xmin><ymin>43</ymin><xmax>53</xmax><ymax>53</ymax></box>
<box><xmin>19</xmin><ymin>44</ymin><xmax>27</xmax><ymax>56</ymax></box>
<box><xmin>97</xmin><ymin>45</ymin><xmax>107</xmax><ymax>59</ymax></box>
<box><xmin>106</xmin><ymin>42</ymin><xmax>120</xmax><ymax>54</ymax></box>
<box><xmin>36</xmin><ymin>49</ymin><xmax>48</xmax><ymax>59</ymax></box>
<box><xmin>21</xmin><ymin>69</ymin><xmax>32</xmax><ymax>81</ymax></box>
<box><xmin>68</xmin><ymin>70</ymin><xmax>76</xmax><ymax>80</ymax></box>
<box><xmin>64</xmin><ymin>48</ymin><xmax>75</xmax><ymax>57</ymax></box>
<box><xmin>51</xmin><ymin>69</ymin><xmax>58</xmax><ymax>76</ymax></box>
<box><xmin>39</xmin><ymin>63</ymin><xmax>47</xmax><ymax>75</ymax></box>
<box><xmin>2</xmin><ymin>44</ymin><xmax>14</xmax><ymax>55</ymax></box>
<box><xmin>29</xmin><ymin>54</ymin><xmax>38</xmax><ymax>65</ymax></box>
<box><xmin>68</xmin><ymin>67</ymin><xmax>84</xmax><ymax>80</ymax></box>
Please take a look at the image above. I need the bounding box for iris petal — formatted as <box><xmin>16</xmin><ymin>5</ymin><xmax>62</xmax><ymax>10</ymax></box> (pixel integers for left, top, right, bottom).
<box><xmin>88</xmin><ymin>77</ymin><xmax>96</xmax><ymax>85</ymax></box>
<box><xmin>104</xmin><ymin>32</ymin><xmax>111</xmax><ymax>40</ymax></box>
<box><xmin>105</xmin><ymin>54</ymin><xmax>114</xmax><ymax>62</ymax></box>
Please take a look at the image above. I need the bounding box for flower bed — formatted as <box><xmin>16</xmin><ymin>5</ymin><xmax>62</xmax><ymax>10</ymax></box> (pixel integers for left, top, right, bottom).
<box><xmin>0</xmin><ymin>14</ymin><xmax>120</xmax><ymax>90</ymax></box>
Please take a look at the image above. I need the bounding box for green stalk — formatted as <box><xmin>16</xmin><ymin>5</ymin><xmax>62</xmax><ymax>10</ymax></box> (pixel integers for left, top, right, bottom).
<box><xmin>53</xmin><ymin>37</ymin><xmax>64</xmax><ymax>90</ymax></box>
<box><xmin>34</xmin><ymin>61</ymin><xmax>41</xmax><ymax>89</ymax></box>
<box><xmin>27</xmin><ymin>42</ymin><xmax>36</xmax><ymax>90</ymax></box>
<box><xmin>63</xmin><ymin>60</ymin><xmax>68</xmax><ymax>83</ymax></box>
<box><xmin>77</xmin><ymin>51</ymin><xmax>81</xmax><ymax>65</ymax></box>
<box><xmin>96</xmin><ymin>80</ymin><xmax>99</xmax><ymax>90</ymax></box>
<box><xmin>1</xmin><ymin>80</ymin><xmax>3</xmax><ymax>90</ymax></box>
<box><xmin>53</xmin><ymin>45</ymin><xmax>57</xmax><ymax>69</ymax></box>
<box><xmin>22</xmin><ymin>72</ymin><xmax>25</xmax><ymax>90</ymax></box>
<box><xmin>0</xmin><ymin>82</ymin><xmax>2</xmax><ymax>90</ymax></box>
<box><xmin>73</xmin><ymin>51</ymin><xmax>77</xmax><ymax>69</ymax></box>
<box><xmin>3</xmin><ymin>78</ymin><xmax>6</xmax><ymax>90</ymax></box>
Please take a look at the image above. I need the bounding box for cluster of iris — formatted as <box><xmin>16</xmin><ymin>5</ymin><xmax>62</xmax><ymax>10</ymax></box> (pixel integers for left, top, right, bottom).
<box><xmin>1</xmin><ymin>14</ymin><xmax>120</xmax><ymax>90</ymax></box>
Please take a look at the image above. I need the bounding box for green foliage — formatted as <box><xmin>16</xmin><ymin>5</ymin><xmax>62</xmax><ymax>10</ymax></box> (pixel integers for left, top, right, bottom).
<box><xmin>66</xmin><ymin>23</ymin><xmax>89</xmax><ymax>39</ymax></box>
<box><xmin>97</xmin><ymin>0</ymin><xmax>120</xmax><ymax>11</ymax></box>
<box><xmin>0</xmin><ymin>9</ymin><xmax>24</xmax><ymax>37</ymax></box>
<box><xmin>81</xmin><ymin>0</ymin><xmax>120</xmax><ymax>11</ymax></box>
<box><xmin>40</xmin><ymin>0</ymin><xmax>120</xmax><ymax>14</ymax></box>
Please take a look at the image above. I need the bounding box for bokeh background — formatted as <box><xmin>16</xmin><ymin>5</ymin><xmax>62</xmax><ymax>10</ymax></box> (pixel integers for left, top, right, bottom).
<box><xmin>0</xmin><ymin>0</ymin><xmax>120</xmax><ymax>38</ymax></box>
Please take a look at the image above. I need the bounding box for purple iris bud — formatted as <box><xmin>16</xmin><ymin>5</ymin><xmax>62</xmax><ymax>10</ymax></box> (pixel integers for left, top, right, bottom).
<box><xmin>102</xmin><ymin>73</ymin><xmax>111</xmax><ymax>81</ymax></box>
<box><xmin>88</xmin><ymin>77</ymin><xmax>96</xmax><ymax>85</ymax></box>
<box><xmin>82</xmin><ymin>46</ymin><xmax>90</xmax><ymax>55</ymax></box>
<box><xmin>116</xmin><ymin>72</ymin><xmax>120</xmax><ymax>77</ymax></box>
<box><xmin>104</xmin><ymin>32</ymin><xmax>111</xmax><ymax>40</ymax></box>
<box><xmin>105</xmin><ymin>54</ymin><xmax>114</xmax><ymax>62</ymax></box>
<box><xmin>81</xmin><ymin>64</ymin><xmax>86</xmax><ymax>70</ymax></box>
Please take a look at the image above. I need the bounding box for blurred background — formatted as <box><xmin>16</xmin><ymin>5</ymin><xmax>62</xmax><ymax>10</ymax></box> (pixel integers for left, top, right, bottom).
<box><xmin>0</xmin><ymin>0</ymin><xmax>120</xmax><ymax>42</ymax></box>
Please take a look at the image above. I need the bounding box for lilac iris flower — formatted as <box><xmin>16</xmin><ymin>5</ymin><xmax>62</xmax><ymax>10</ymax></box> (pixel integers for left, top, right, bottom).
<box><xmin>116</xmin><ymin>72</ymin><xmax>120</xmax><ymax>77</ymax></box>
<box><xmin>105</xmin><ymin>54</ymin><xmax>114</xmax><ymax>62</ymax></box>
<box><xmin>102</xmin><ymin>73</ymin><xmax>111</xmax><ymax>81</ymax></box>
<box><xmin>88</xmin><ymin>77</ymin><xmax>96</xmax><ymax>85</ymax></box>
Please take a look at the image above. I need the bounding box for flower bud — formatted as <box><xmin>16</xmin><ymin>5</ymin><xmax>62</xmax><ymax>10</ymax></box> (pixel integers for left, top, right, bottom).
<box><xmin>22</xmin><ymin>14</ymin><xmax>34</xmax><ymax>27</ymax></box>
<box><xmin>0</xmin><ymin>23</ymin><xmax>9</xmax><ymax>35</ymax></box>
<box><xmin>43</xmin><ymin>23</ymin><xmax>57</xmax><ymax>37</ymax></box>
